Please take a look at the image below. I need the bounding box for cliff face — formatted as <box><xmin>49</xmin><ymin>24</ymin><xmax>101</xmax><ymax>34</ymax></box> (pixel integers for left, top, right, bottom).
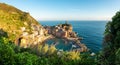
<box><xmin>0</xmin><ymin>3</ymin><xmax>45</xmax><ymax>47</ymax></box>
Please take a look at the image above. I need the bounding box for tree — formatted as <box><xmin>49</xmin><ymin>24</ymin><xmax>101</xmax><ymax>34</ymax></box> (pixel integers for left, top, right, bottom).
<box><xmin>100</xmin><ymin>11</ymin><xmax>120</xmax><ymax>65</ymax></box>
<box><xmin>0</xmin><ymin>37</ymin><xmax>15</xmax><ymax>65</ymax></box>
<box><xmin>14</xmin><ymin>52</ymin><xmax>39</xmax><ymax>65</ymax></box>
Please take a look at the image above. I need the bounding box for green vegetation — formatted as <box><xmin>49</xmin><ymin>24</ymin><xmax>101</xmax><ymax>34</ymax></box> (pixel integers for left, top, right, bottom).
<box><xmin>1</xmin><ymin>2</ymin><xmax>120</xmax><ymax>65</ymax></box>
<box><xmin>0</xmin><ymin>37</ymin><xmax>97</xmax><ymax>65</ymax></box>
<box><xmin>0</xmin><ymin>3</ymin><xmax>39</xmax><ymax>42</ymax></box>
<box><xmin>99</xmin><ymin>11</ymin><xmax>120</xmax><ymax>65</ymax></box>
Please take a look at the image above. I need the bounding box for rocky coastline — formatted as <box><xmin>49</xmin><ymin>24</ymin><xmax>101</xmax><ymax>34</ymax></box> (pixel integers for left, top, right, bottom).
<box><xmin>16</xmin><ymin>21</ymin><xmax>88</xmax><ymax>52</ymax></box>
<box><xmin>43</xmin><ymin>22</ymin><xmax>88</xmax><ymax>52</ymax></box>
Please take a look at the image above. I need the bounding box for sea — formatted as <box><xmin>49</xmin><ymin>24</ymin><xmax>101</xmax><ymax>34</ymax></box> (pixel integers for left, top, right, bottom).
<box><xmin>39</xmin><ymin>21</ymin><xmax>108</xmax><ymax>53</ymax></box>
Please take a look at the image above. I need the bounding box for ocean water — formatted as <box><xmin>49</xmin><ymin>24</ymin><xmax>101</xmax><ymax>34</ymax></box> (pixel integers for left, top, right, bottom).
<box><xmin>39</xmin><ymin>21</ymin><xmax>108</xmax><ymax>52</ymax></box>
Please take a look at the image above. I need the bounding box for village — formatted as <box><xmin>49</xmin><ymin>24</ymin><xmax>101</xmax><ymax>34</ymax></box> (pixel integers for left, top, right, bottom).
<box><xmin>44</xmin><ymin>22</ymin><xmax>88</xmax><ymax>52</ymax></box>
<box><xmin>17</xmin><ymin>21</ymin><xmax>88</xmax><ymax>52</ymax></box>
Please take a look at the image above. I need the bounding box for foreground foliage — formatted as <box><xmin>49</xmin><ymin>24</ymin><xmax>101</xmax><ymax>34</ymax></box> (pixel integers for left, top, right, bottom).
<box><xmin>99</xmin><ymin>11</ymin><xmax>120</xmax><ymax>65</ymax></box>
<box><xmin>0</xmin><ymin>37</ymin><xmax>97</xmax><ymax>65</ymax></box>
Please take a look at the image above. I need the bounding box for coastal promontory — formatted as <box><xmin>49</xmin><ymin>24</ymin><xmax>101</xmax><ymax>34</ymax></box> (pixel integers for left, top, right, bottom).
<box><xmin>0</xmin><ymin>3</ymin><xmax>87</xmax><ymax>52</ymax></box>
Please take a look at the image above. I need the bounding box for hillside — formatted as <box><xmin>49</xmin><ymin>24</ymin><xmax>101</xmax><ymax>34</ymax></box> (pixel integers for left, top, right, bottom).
<box><xmin>0</xmin><ymin>3</ymin><xmax>40</xmax><ymax>42</ymax></box>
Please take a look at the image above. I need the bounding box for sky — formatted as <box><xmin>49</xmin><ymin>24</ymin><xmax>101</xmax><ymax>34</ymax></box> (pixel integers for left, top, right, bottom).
<box><xmin>0</xmin><ymin>0</ymin><xmax>120</xmax><ymax>21</ymax></box>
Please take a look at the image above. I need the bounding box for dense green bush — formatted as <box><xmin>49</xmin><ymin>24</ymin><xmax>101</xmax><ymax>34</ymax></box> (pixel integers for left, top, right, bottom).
<box><xmin>0</xmin><ymin>37</ymin><xmax>38</xmax><ymax>65</ymax></box>
<box><xmin>0</xmin><ymin>37</ymin><xmax>97</xmax><ymax>65</ymax></box>
<box><xmin>100</xmin><ymin>11</ymin><xmax>120</xmax><ymax>65</ymax></box>
<box><xmin>14</xmin><ymin>52</ymin><xmax>39</xmax><ymax>65</ymax></box>
<box><xmin>0</xmin><ymin>40</ymin><xmax>15</xmax><ymax>65</ymax></box>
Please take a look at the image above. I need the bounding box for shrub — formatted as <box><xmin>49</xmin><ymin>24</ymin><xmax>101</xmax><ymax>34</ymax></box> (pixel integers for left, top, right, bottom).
<box><xmin>14</xmin><ymin>52</ymin><xmax>39</xmax><ymax>65</ymax></box>
<box><xmin>48</xmin><ymin>45</ymin><xmax>56</xmax><ymax>55</ymax></box>
<box><xmin>0</xmin><ymin>37</ymin><xmax>15</xmax><ymax>65</ymax></box>
<box><xmin>100</xmin><ymin>11</ymin><xmax>120</xmax><ymax>65</ymax></box>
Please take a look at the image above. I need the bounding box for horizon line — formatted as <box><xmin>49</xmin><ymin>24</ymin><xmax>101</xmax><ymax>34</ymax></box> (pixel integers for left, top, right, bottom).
<box><xmin>37</xmin><ymin>19</ymin><xmax>110</xmax><ymax>21</ymax></box>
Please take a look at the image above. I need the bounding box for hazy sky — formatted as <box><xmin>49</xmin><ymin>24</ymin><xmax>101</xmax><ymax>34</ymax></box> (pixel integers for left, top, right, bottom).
<box><xmin>0</xmin><ymin>0</ymin><xmax>120</xmax><ymax>20</ymax></box>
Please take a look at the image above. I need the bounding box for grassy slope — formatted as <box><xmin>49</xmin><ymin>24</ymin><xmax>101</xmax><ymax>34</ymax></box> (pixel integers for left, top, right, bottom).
<box><xmin>0</xmin><ymin>3</ymin><xmax>39</xmax><ymax>41</ymax></box>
